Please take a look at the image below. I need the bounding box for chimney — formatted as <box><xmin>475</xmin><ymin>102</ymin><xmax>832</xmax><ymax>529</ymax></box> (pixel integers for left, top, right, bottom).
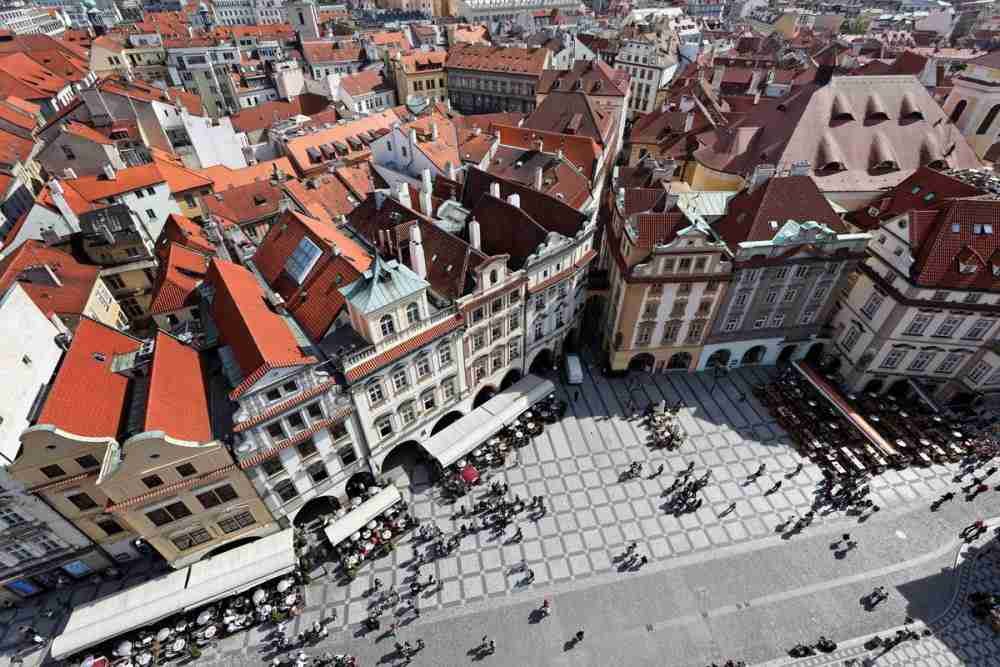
<box><xmin>102</xmin><ymin>163</ymin><xmax>117</xmax><ymax>180</ymax></box>
<box><xmin>48</xmin><ymin>180</ymin><xmax>79</xmax><ymax>230</ymax></box>
<box><xmin>409</xmin><ymin>223</ymin><xmax>427</xmax><ymax>279</ymax></box>
<box><xmin>446</xmin><ymin>161</ymin><xmax>457</xmax><ymax>181</ymax></box>
<box><xmin>684</xmin><ymin>112</ymin><xmax>694</xmax><ymax>132</ymax></box>
<box><xmin>431</xmin><ymin>122</ymin><xmax>439</xmax><ymax>141</ymax></box>
<box><xmin>62</xmin><ymin>167</ymin><xmax>77</xmax><ymax>179</ymax></box>
<box><xmin>473</xmin><ymin>126</ymin><xmax>482</xmax><ymax>136</ymax></box>
<box><xmin>408</xmin><ymin>128</ymin><xmax>418</xmax><ymax>150</ymax></box>
<box><xmin>420</xmin><ymin>169</ymin><xmax>433</xmax><ymax>216</ymax></box>
<box><xmin>534</xmin><ymin>166</ymin><xmax>543</xmax><ymax>190</ymax></box>
<box><xmin>748</xmin><ymin>164</ymin><xmax>776</xmax><ymax>191</ymax></box>
<box><xmin>489</xmin><ymin>182</ymin><xmax>501</xmax><ymax>199</ymax></box>
<box><xmin>507</xmin><ymin>193</ymin><xmax>521</xmax><ymax>208</ymax></box>
<box><xmin>396</xmin><ymin>181</ymin><xmax>412</xmax><ymax>209</ymax></box>
<box><xmin>468</xmin><ymin>217</ymin><xmax>481</xmax><ymax>250</ymax></box>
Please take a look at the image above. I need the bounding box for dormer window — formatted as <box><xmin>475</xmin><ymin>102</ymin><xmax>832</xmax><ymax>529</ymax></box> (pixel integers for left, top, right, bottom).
<box><xmin>974</xmin><ymin>224</ymin><xmax>994</xmax><ymax>235</ymax></box>
<box><xmin>959</xmin><ymin>260</ymin><xmax>979</xmax><ymax>275</ymax></box>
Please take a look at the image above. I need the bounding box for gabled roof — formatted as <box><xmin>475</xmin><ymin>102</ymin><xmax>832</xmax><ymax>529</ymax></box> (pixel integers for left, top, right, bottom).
<box><xmin>229</xmin><ymin>95</ymin><xmax>331</xmax><ymax>134</ymax></box>
<box><xmin>0</xmin><ymin>240</ymin><xmax>100</xmax><ymax>320</ymax></box>
<box><xmin>62</xmin><ymin>120</ymin><xmax>113</xmax><ymax>146</ymax></box>
<box><xmin>523</xmin><ymin>90</ymin><xmax>614</xmax><ymax>146</ymax></box>
<box><xmin>445</xmin><ymin>44</ymin><xmax>549</xmax><ymax>76</ymax></box>
<box><xmin>206</xmin><ymin>258</ymin><xmax>316</xmax><ymax>398</ymax></box>
<box><xmin>148</xmin><ymin>242</ymin><xmax>209</xmax><ymax>315</ymax></box>
<box><xmin>911</xmin><ymin>197</ymin><xmax>1000</xmax><ymax>291</ymax></box>
<box><xmin>0</xmin><ymin>128</ymin><xmax>34</xmax><ymax>166</ymax></box>
<box><xmin>199</xmin><ymin>157</ymin><xmax>295</xmax><ymax>191</ymax></box>
<box><xmin>0</xmin><ymin>53</ymin><xmax>70</xmax><ymax>101</ymax></box>
<box><xmin>282</xmin><ymin>108</ymin><xmax>404</xmax><ymax>175</ymax></box>
<box><xmin>537</xmin><ymin>58</ymin><xmax>629</xmax><ymax>97</ymax></box>
<box><xmin>335</xmin><ymin>162</ymin><xmax>387</xmax><ymax>199</ymax></box>
<box><xmin>283</xmin><ymin>174</ymin><xmax>359</xmax><ymax>221</ymax></box>
<box><xmin>203</xmin><ymin>179</ymin><xmax>283</xmax><ymax>226</ymax></box>
<box><xmin>61</xmin><ymin>163</ymin><xmax>166</xmax><ymax>202</ymax></box>
<box><xmin>339</xmin><ymin>69</ymin><xmax>392</xmax><ymax>97</ymax></box>
<box><xmin>152</xmin><ymin>154</ymin><xmax>213</xmax><ymax>194</ymax></box>
<box><xmin>254</xmin><ymin>210</ymin><xmax>370</xmax><ymax>340</ymax></box>
<box><xmin>158</xmin><ymin>213</ymin><xmax>216</xmax><ymax>256</ymax></box>
<box><xmin>397</xmin><ymin>50</ymin><xmax>447</xmax><ymax>74</ymax></box>
<box><xmin>849</xmin><ymin>167</ymin><xmax>982</xmax><ymax>230</ymax></box>
<box><xmin>693</xmin><ymin>76</ymin><xmax>981</xmax><ymax>192</ymax></box>
<box><xmin>143</xmin><ymin>332</ymin><xmax>212</xmax><ymax>442</ymax></box>
<box><xmin>495</xmin><ymin>124</ymin><xmax>600</xmax><ymax>180</ymax></box>
<box><xmin>36</xmin><ymin>318</ymin><xmax>140</xmax><ymax>438</ymax></box>
<box><xmin>713</xmin><ymin>175</ymin><xmax>846</xmax><ymax>246</ymax></box>
<box><xmin>301</xmin><ymin>41</ymin><xmax>364</xmax><ymax>65</ymax></box>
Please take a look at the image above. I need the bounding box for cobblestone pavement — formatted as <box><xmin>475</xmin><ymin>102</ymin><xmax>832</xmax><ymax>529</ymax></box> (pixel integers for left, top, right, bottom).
<box><xmin>9</xmin><ymin>361</ymin><xmax>1000</xmax><ymax>666</ymax></box>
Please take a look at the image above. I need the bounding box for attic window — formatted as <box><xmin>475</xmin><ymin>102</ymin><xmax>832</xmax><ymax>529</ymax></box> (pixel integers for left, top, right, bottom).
<box><xmin>952</xmin><ymin>223</ymin><xmax>961</xmax><ymax>233</ymax></box>
<box><xmin>959</xmin><ymin>259</ymin><xmax>979</xmax><ymax>274</ymax></box>
<box><xmin>910</xmin><ymin>185</ymin><xmax>921</xmax><ymax>194</ymax></box>
<box><xmin>254</xmin><ymin>195</ymin><xmax>267</xmax><ymax>205</ymax></box>
<box><xmin>93</xmin><ymin>352</ymin><xmax>106</xmax><ymax>362</ymax></box>
<box><xmin>922</xmin><ymin>192</ymin><xmax>935</xmax><ymax>202</ymax></box>
<box><xmin>819</xmin><ymin>161</ymin><xmax>844</xmax><ymax>173</ymax></box>
<box><xmin>974</xmin><ymin>224</ymin><xmax>994</xmax><ymax>235</ymax></box>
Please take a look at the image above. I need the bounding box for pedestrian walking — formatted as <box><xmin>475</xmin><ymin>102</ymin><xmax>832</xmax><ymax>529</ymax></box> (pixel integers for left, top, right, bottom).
<box><xmin>639</xmin><ymin>555</ymin><xmax>648</xmax><ymax>568</ymax></box>
<box><xmin>574</xmin><ymin>390</ymin><xmax>580</xmax><ymax>402</ymax></box>
<box><xmin>525</xmin><ymin>568</ymin><xmax>535</xmax><ymax>583</ymax></box>
<box><xmin>626</xmin><ymin>542</ymin><xmax>637</xmax><ymax>555</ymax></box>
<box><xmin>575</xmin><ymin>630</ymin><xmax>585</xmax><ymax>643</ymax></box>
<box><xmin>653</xmin><ymin>463</ymin><xmax>664</xmax><ymax>477</ymax></box>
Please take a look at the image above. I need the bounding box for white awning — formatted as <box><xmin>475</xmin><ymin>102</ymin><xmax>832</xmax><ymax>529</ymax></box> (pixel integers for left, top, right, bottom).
<box><xmin>323</xmin><ymin>484</ymin><xmax>402</xmax><ymax>547</ymax></box>
<box><xmin>184</xmin><ymin>528</ymin><xmax>298</xmax><ymax>609</ymax></box>
<box><xmin>51</xmin><ymin>529</ymin><xmax>295</xmax><ymax>660</ymax></box>
<box><xmin>424</xmin><ymin>374</ymin><xmax>555</xmax><ymax>469</ymax></box>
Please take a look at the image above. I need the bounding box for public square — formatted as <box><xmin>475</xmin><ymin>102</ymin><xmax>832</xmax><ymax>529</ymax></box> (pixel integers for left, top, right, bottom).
<box><xmin>6</xmin><ymin>359</ymin><xmax>999</xmax><ymax>666</ymax></box>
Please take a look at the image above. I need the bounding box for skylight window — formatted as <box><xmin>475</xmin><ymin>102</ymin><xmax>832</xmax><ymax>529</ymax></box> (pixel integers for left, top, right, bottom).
<box><xmin>923</xmin><ymin>192</ymin><xmax>936</xmax><ymax>202</ymax></box>
<box><xmin>285</xmin><ymin>237</ymin><xmax>322</xmax><ymax>285</ymax></box>
<box><xmin>910</xmin><ymin>185</ymin><xmax>921</xmax><ymax>194</ymax></box>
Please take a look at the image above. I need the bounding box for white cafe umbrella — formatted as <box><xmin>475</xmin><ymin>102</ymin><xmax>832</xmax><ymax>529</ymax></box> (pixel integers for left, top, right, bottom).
<box><xmin>252</xmin><ymin>589</ymin><xmax>267</xmax><ymax>605</ymax></box>
<box><xmin>116</xmin><ymin>641</ymin><xmax>133</xmax><ymax>656</ymax></box>
<box><xmin>276</xmin><ymin>579</ymin><xmax>292</xmax><ymax>593</ymax></box>
<box><xmin>196</xmin><ymin>610</ymin><xmax>213</xmax><ymax>626</ymax></box>
<box><xmin>82</xmin><ymin>657</ymin><xmax>97</xmax><ymax>667</ymax></box>
<box><xmin>203</xmin><ymin>625</ymin><xmax>218</xmax><ymax>640</ymax></box>
<box><xmin>171</xmin><ymin>638</ymin><xmax>186</xmax><ymax>652</ymax></box>
<box><xmin>156</xmin><ymin>628</ymin><xmax>172</xmax><ymax>642</ymax></box>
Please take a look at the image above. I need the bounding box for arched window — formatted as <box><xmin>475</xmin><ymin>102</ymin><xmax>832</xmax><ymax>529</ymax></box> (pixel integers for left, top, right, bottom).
<box><xmin>490</xmin><ymin>269</ymin><xmax>498</xmax><ymax>285</ymax></box>
<box><xmin>380</xmin><ymin>314</ymin><xmax>395</xmax><ymax>337</ymax></box>
<box><xmin>406</xmin><ymin>302</ymin><xmax>420</xmax><ymax>325</ymax></box>
<box><xmin>949</xmin><ymin>99</ymin><xmax>967</xmax><ymax>124</ymax></box>
<box><xmin>976</xmin><ymin>104</ymin><xmax>1000</xmax><ymax>135</ymax></box>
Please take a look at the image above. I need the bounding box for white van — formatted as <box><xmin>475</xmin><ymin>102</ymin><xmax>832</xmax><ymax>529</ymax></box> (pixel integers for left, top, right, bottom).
<box><xmin>564</xmin><ymin>353</ymin><xmax>583</xmax><ymax>385</ymax></box>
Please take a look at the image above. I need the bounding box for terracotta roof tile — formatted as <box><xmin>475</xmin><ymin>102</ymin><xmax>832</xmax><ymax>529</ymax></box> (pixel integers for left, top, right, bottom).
<box><xmin>397</xmin><ymin>50</ymin><xmax>446</xmax><ymax>74</ymax></box>
<box><xmin>301</xmin><ymin>41</ymin><xmax>363</xmax><ymax>64</ymax></box>
<box><xmin>62</xmin><ymin>163</ymin><xmax>166</xmax><ymax>202</ymax></box>
<box><xmin>144</xmin><ymin>332</ymin><xmax>212</xmax><ymax>442</ymax></box>
<box><xmin>37</xmin><ymin>318</ymin><xmax>141</xmax><ymax>438</ymax></box>
<box><xmin>206</xmin><ymin>258</ymin><xmax>316</xmax><ymax>398</ymax></box>
<box><xmin>158</xmin><ymin>213</ymin><xmax>216</xmax><ymax>256</ymax></box>
<box><xmin>200</xmin><ymin>158</ymin><xmax>295</xmax><ymax>191</ymax></box>
<box><xmin>0</xmin><ymin>240</ymin><xmax>101</xmax><ymax>319</ymax></box>
<box><xmin>153</xmin><ymin>154</ymin><xmax>213</xmax><ymax>194</ymax></box>
<box><xmin>148</xmin><ymin>242</ymin><xmax>209</xmax><ymax>315</ymax></box>
<box><xmin>204</xmin><ymin>179</ymin><xmax>283</xmax><ymax>226</ymax></box>
<box><xmin>911</xmin><ymin>197</ymin><xmax>1000</xmax><ymax>291</ymax></box>
<box><xmin>339</xmin><ymin>69</ymin><xmax>392</xmax><ymax>97</ymax></box>
<box><xmin>445</xmin><ymin>44</ymin><xmax>549</xmax><ymax>76</ymax></box>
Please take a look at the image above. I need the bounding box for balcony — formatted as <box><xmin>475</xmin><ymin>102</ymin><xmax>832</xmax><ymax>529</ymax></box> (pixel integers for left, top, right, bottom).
<box><xmin>342</xmin><ymin>307</ymin><xmax>459</xmax><ymax>370</ymax></box>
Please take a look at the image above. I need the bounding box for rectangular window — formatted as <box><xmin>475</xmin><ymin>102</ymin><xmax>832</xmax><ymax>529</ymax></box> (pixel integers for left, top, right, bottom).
<box><xmin>338</xmin><ymin>443</ymin><xmax>358</xmax><ymax>466</ymax></box>
<box><xmin>142</xmin><ymin>474</ymin><xmax>164</xmax><ymax>489</ymax></box>
<box><xmin>842</xmin><ymin>326</ymin><xmax>861</xmax><ymax>351</ymax></box>
<box><xmin>794</xmin><ymin>265</ymin><xmax>809</xmax><ymax>278</ymax></box>
<box><xmin>661</xmin><ymin>321</ymin><xmax>681</xmax><ymax>343</ymax></box>
<box><xmin>367</xmin><ymin>382</ymin><xmax>385</xmax><ymax>405</ymax></box>
<box><xmin>535</xmin><ymin>293</ymin><xmax>545</xmax><ymax>311</ymax></box>
<box><xmin>678</xmin><ymin>258</ymin><xmax>691</xmax><ymax>271</ymax></box>
<box><xmin>782</xmin><ymin>288</ymin><xmax>798</xmax><ymax>303</ymax></box>
<box><xmin>879</xmin><ymin>349</ymin><xmax>907</xmax><ymax>369</ymax></box>
<box><xmin>535</xmin><ymin>320</ymin><xmax>544</xmax><ymax>341</ymax></box>
<box><xmin>171</xmin><ymin>527</ymin><xmax>211</xmax><ymax>551</ymax></box>
<box><xmin>723</xmin><ymin>318</ymin><xmax>739</xmax><ymax>332</ymax></box>
<box><xmin>800</xmin><ymin>310</ymin><xmax>816</xmax><ymax>325</ymax></box>
<box><xmin>770</xmin><ymin>313</ymin><xmax>785</xmax><ymax>328</ymax></box>
<box><xmin>307</xmin><ymin>461</ymin><xmax>329</xmax><ymax>484</ymax></box>
<box><xmin>195</xmin><ymin>484</ymin><xmax>238</xmax><ymax>509</ymax></box>
<box><xmin>642</xmin><ymin>301</ymin><xmax>659</xmax><ymax>319</ymax></box>
<box><xmin>287</xmin><ymin>412</ymin><xmax>306</xmax><ymax>432</ymax></box>
<box><xmin>330</xmin><ymin>421</ymin><xmax>347</xmax><ymax>440</ymax></box>
<box><xmin>40</xmin><ymin>464</ymin><xmax>66</xmax><ymax>479</ymax></box>
<box><xmin>439</xmin><ymin>346</ymin><xmax>453</xmax><ymax>366</ymax></box>
<box><xmin>472</xmin><ymin>332</ymin><xmax>485</xmax><ymax>351</ymax></box>
<box><xmin>296</xmin><ymin>437</ymin><xmax>318</xmax><ymax>459</ymax></box>
<box><xmin>97</xmin><ymin>518</ymin><xmax>125</xmax><ymax>536</ymax></box>
<box><xmin>146</xmin><ymin>209</ymin><xmax>156</xmax><ymax>220</ymax></box>
<box><xmin>274</xmin><ymin>479</ymin><xmax>299</xmax><ymax>502</ymax></box>
<box><xmin>636</xmin><ymin>324</ymin><xmax>653</xmax><ymax>346</ymax></box>
<box><xmin>375</xmin><ymin>415</ymin><xmax>393</xmax><ymax>439</ymax></box>
<box><xmin>400</xmin><ymin>402</ymin><xmax>416</xmax><ymax>425</ymax></box>
<box><xmin>392</xmin><ymin>367</ymin><xmax>408</xmax><ymax>391</ymax></box>
<box><xmin>146</xmin><ymin>501</ymin><xmax>192</xmax><ymax>527</ymax></box>
<box><xmin>860</xmin><ymin>293</ymin><xmax>884</xmax><ymax>319</ymax></box>
<box><xmin>908</xmin><ymin>350</ymin><xmax>936</xmax><ymax>371</ymax></box>
<box><xmin>753</xmin><ymin>317</ymin><xmax>767</xmax><ymax>329</ymax></box>
<box><xmin>969</xmin><ymin>361</ymin><xmax>993</xmax><ymax>384</ymax></box>
<box><xmin>694</xmin><ymin>257</ymin><xmax>707</xmax><ymax>272</ymax></box>
<box><xmin>306</xmin><ymin>403</ymin><xmax>324</xmax><ymax>421</ymax></box>
<box><xmin>934</xmin><ymin>317</ymin><xmax>963</xmax><ymax>338</ymax></box>
<box><xmin>508</xmin><ymin>313</ymin><xmax>519</xmax><ymax>331</ymax></box>
<box><xmin>661</xmin><ymin>259</ymin><xmax>675</xmax><ymax>273</ymax></box>
<box><xmin>422</xmin><ymin>391</ymin><xmax>436</xmax><ymax>411</ymax></box>
<box><xmin>935</xmin><ymin>353</ymin><xmax>963</xmax><ymax>375</ymax></box>
<box><xmin>176</xmin><ymin>463</ymin><xmax>196</xmax><ymax>477</ymax></box>
<box><xmin>765</xmin><ymin>288</ymin><xmax>779</xmax><ymax>304</ymax></box>
<box><xmin>266</xmin><ymin>422</ymin><xmax>285</xmax><ymax>441</ymax></box>
<box><xmin>218</xmin><ymin>510</ymin><xmax>256</xmax><ymax>534</ymax></box>
<box><xmin>471</xmin><ymin>307</ymin><xmax>484</xmax><ymax>323</ymax></box>
<box><xmin>686</xmin><ymin>320</ymin><xmax>705</xmax><ymax>342</ymax></box>
<box><xmin>442</xmin><ymin>377</ymin><xmax>456</xmax><ymax>401</ymax></box>
<box><xmin>67</xmin><ymin>493</ymin><xmax>98</xmax><ymax>511</ymax></box>
<box><xmin>904</xmin><ymin>314</ymin><xmax>932</xmax><ymax>336</ymax></box>
<box><xmin>964</xmin><ymin>319</ymin><xmax>994</xmax><ymax>340</ymax></box>
<box><xmin>508</xmin><ymin>339</ymin><xmax>520</xmax><ymax>359</ymax></box>
<box><xmin>260</xmin><ymin>458</ymin><xmax>283</xmax><ymax>477</ymax></box>
<box><xmin>75</xmin><ymin>455</ymin><xmax>100</xmax><ymax>469</ymax></box>
<box><xmin>490</xmin><ymin>322</ymin><xmax>503</xmax><ymax>341</ymax></box>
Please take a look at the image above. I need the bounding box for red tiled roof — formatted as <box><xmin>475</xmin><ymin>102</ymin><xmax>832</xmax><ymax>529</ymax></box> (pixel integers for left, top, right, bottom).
<box><xmin>339</xmin><ymin>69</ymin><xmax>392</xmax><ymax>97</ymax></box>
<box><xmin>229</xmin><ymin>96</ymin><xmax>331</xmax><ymax>134</ymax></box>
<box><xmin>148</xmin><ymin>242</ymin><xmax>208</xmax><ymax>315</ymax></box>
<box><xmin>144</xmin><ymin>332</ymin><xmax>212</xmax><ymax>442</ymax></box>
<box><xmin>63</xmin><ymin>120</ymin><xmax>113</xmax><ymax>145</ymax></box>
<box><xmin>254</xmin><ymin>210</ymin><xmax>370</xmax><ymax>341</ymax></box>
<box><xmin>0</xmin><ymin>128</ymin><xmax>35</xmax><ymax>166</ymax></box>
<box><xmin>301</xmin><ymin>41</ymin><xmax>363</xmax><ymax>64</ymax></box>
<box><xmin>37</xmin><ymin>318</ymin><xmax>141</xmax><ymax>438</ymax></box>
<box><xmin>537</xmin><ymin>58</ymin><xmax>629</xmax><ymax>97</ymax></box>
<box><xmin>204</xmin><ymin>179</ymin><xmax>283</xmax><ymax>225</ymax></box>
<box><xmin>62</xmin><ymin>163</ymin><xmax>166</xmax><ymax>202</ymax></box>
<box><xmin>345</xmin><ymin>314</ymin><xmax>463</xmax><ymax>382</ymax></box>
<box><xmin>206</xmin><ymin>258</ymin><xmax>316</xmax><ymax>399</ymax></box>
<box><xmin>849</xmin><ymin>167</ymin><xmax>981</xmax><ymax>230</ymax></box>
<box><xmin>0</xmin><ymin>240</ymin><xmax>101</xmax><ymax>319</ymax></box>
<box><xmin>445</xmin><ymin>44</ymin><xmax>549</xmax><ymax>76</ymax></box>
<box><xmin>911</xmin><ymin>197</ymin><xmax>1000</xmax><ymax>291</ymax></box>
<box><xmin>713</xmin><ymin>175</ymin><xmax>847</xmax><ymax>246</ymax></box>
<box><xmin>397</xmin><ymin>50</ymin><xmax>446</xmax><ymax>74</ymax></box>
<box><xmin>153</xmin><ymin>154</ymin><xmax>213</xmax><ymax>194</ymax></box>
<box><xmin>158</xmin><ymin>213</ymin><xmax>216</xmax><ymax>256</ymax></box>
<box><xmin>0</xmin><ymin>97</ymin><xmax>37</xmax><ymax>132</ymax></box>
<box><xmin>200</xmin><ymin>157</ymin><xmax>295</xmax><ymax>191</ymax></box>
